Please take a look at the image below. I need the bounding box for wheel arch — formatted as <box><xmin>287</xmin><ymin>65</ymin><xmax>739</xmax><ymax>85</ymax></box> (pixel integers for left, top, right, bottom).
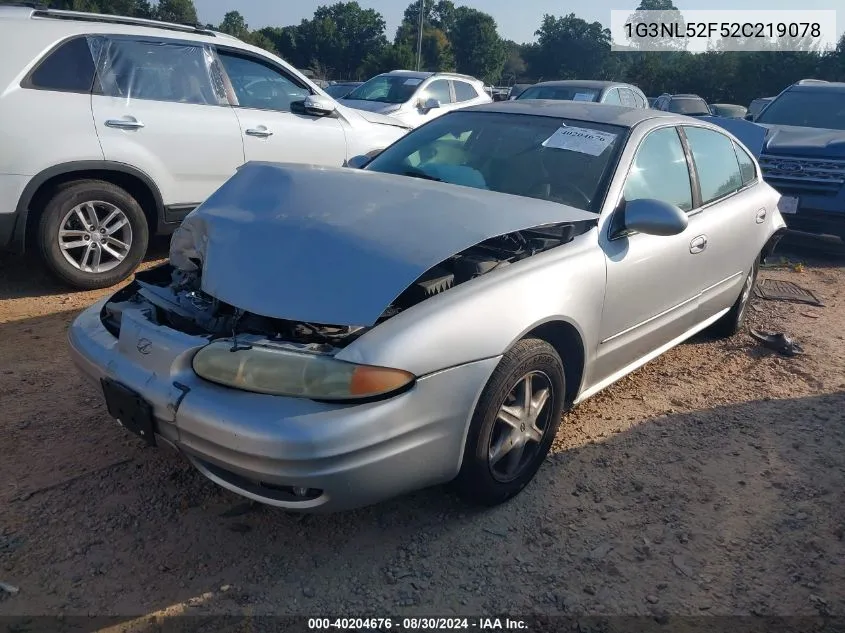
<box><xmin>13</xmin><ymin>161</ymin><xmax>164</xmax><ymax>253</ymax></box>
<box><xmin>514</xmin><ymin>317</ymin><xmax>587</xmax><ymax>407</ymax></box>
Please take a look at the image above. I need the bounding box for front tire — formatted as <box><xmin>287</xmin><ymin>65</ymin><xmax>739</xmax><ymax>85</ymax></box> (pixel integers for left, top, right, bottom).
<box><xmin>709</xmin><ymin>256</ymin><xmax>759</xmax><ymax>338</ymax></box>
<box><xmin>454</xmin><ymin>338</ymin><xmax>565</xmax><ymax>506</ymax></box>
<box><xmin>38</xmin><ymin>180</ymin><xmax>149</xmax><ymax>290</ymax></box>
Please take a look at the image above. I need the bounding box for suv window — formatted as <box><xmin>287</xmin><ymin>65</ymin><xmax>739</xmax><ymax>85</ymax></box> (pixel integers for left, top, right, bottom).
<box><xmin>218</xmin><ymin>51</ymin><xmax>310</xmax><ymax>112</ymax></box>
<box><xmin>733</xmin><ymin>141</ymin><xmax>757</xmax><ymax>185</ymax></box>
<box><xmin>95</xmin><ymin>38</ymin><xmax>224</xmax><ymax>105</ymax></box>
<box><xmin>603</xmin><ymin>88</ymin><xmax>622</xmax><ymax>105</ymax></box>
<box><xmin>683</xmin><ymin>126</ymin><xmax>744</xmax><ymax>204</ymax></box>
<box><xmin>27</xmin><ymin>36</ymin><xmax>96</xmax><ymax>93</ymax></box>
<box><xmin>624</xmin><ymin>127</ymin><xmax>692</xmax><ymax>211</ymax></box>
<box><xmin>424</xmin><ymin>79</ymin><xmax>452</xmax><ymax>105</ymax></box>
<box><xmin>453</xmin><ymin>80</ymin><xmax>479</xmax><ymax>103</ymax></box>
<box><xmin>619</xmin><ymin>88</ymin><xmax>637</xmax><ymax>108</ymax></box>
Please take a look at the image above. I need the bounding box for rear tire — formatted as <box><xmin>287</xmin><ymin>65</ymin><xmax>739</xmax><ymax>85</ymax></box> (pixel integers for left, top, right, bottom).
<box><xmin>454</xmin><ymin>338</ymin><xmax>565</xmax><ymax>506</ymax></box>
<box><xmin>37</xmin><ymin>180</ymin><xmax>148</xmax><ymax>290</ymax></box>
<box><xmin>709</xmin><ymin>256</ymin><xmax>759</xmax><ymax>338</ymax></box>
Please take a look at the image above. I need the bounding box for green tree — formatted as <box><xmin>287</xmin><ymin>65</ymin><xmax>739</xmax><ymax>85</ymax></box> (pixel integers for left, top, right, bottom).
<box><xmin>153</xmin><ymin>0</ymin><xmax>197</xmax><ymax>25</ymax></box>
<box><xmin>450</xmin><ymin>7</ymin><xmax>504</xmax><ymax>84</ymax></box>
<box><xmin>528</xmin><ymin>14</ymin><xmax>612</xmax><ymax>81</ymax></box>
<box><xmin>359</xmin><ymin>42</ymin><xmax>417</xmax><ymax>77</ymax></box>
<box><xmin>217</xmin><ymin>10</ymin><xmax>248</xmax><ymax>38</ymax></box>
<box><xmin>394</xmin><ymin>22</ymin><xmax>454</xmax><ymax>71</ymax></box>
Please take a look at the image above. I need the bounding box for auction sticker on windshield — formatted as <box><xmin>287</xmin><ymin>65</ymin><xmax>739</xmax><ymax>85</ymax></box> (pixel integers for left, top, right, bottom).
<box><xmin>778</xmin><ymin>196</ymin><xmax>799</xmax><ymax>215</ymax></box>
<box><xmin>542</xmin><ymin>126</ymin><xmax>617</xmax><ymax>156</ymax></box>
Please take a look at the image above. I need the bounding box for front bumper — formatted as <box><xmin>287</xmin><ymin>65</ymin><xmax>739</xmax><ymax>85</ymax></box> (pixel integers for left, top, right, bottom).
<box><xmin>67</xmin><ymin>300</ymin><xmax>499</xmax><ymax>512</ymax></box>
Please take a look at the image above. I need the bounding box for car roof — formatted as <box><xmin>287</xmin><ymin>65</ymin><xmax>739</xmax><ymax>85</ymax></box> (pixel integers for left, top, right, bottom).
<box><xmin>788</xmin><ymin>80</ymin><xmax>845</xmax><ymax>93</ymax></box>
<box><xmin>464</xmin><ymin>100</ymin><xmax>677</xmax><ymax>127</ymax></box>
<box><xmin>527</xmin><ymin>80</ymin><xmax>635</xmax><ymax>91</ymax></box>
<box><xmin>672</xmin><ymin>94</ymin><xmax>705</xmax><ymax>99</ymax></box>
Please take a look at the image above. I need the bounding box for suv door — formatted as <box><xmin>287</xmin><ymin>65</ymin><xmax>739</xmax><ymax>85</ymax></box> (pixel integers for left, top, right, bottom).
<box><xmin>594</xmin><ymin>125</ymin><xmax>699</xmax><ymax>384</ymax></box>
<box><xmin>680</xmin><ymin>125</ymin><xmax>764</xmax><ymax>318</ymax></box>
<box><xmin>417</xmin><ymin>78</ymin><xmax>454</xmax><ymax>122</ymax></box>
<box><xmin>216</xmin><ymin>49</ymin><xmax>348</xmax><ymax>166</ymax></box>
<box><xmin>90</xmin><ymin>36</ymin><xmax>245</xmax><ymax>210</ymax></box>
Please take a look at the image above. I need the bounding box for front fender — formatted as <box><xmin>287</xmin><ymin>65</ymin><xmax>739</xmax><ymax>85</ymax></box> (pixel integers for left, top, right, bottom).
<box><xmin>335</xmin><ymin>229</ymin><xmax>607</xmax><ymax>378</ymax></box>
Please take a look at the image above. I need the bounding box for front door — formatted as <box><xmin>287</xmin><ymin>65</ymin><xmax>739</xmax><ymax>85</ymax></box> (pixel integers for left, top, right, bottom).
<box><xmin>216</xmin><ymin>49</ymin><xmax>348</xmax><ymax>167</ymax></box>
<box><xmin>90</xmin><ymin>36</ymin><xmax>245</xmax><ymax>207</ymax></box>
<box><xmin>592</xmin><ymin>125</ymin><xmax>702</xmax><ymax>386</ymax></box>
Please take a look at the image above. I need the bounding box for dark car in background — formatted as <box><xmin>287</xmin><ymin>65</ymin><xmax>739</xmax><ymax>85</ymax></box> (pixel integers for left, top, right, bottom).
<box><xmin>653</xmin><ymin>94</ymin><xmax>711</xmax><ymax>117</ymax></box>
<box><xmin>709</xmin><ymin>103</ymin><xmax>748</xmax><ymax>119</ymax></box>
<box><xmin>753</xmin><ymin>79</ymin><xmax>845</xmax><ymax>241</ymax></box>
<box><xmin>746</xmin><ymin>97</ymin><xmax>774</xmax><ymax>121</ymax></box>
<box><xmin>516</xmin><ymin>80</ymin><xmax>648</xmax><ymax>108</ymax></box>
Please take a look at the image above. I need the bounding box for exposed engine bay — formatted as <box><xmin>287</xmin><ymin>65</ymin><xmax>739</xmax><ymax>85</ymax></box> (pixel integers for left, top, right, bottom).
<box><xmin>101</xmin><ymin>221</ymin><xmax>592</xmax><ymax>349</ymax></box>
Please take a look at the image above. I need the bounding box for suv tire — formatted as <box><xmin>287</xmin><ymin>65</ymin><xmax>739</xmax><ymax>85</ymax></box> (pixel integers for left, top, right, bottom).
<box><xmin>37</xmin><ymin>180</ymin><xmax>149</xmax><ymax>290</ymax></box>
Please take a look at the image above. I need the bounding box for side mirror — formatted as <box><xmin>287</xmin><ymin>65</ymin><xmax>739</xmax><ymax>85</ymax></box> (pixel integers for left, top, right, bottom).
<box><xmin>420</xmin><ymin>98</ymin><xmax>441</xmax><ymax>111</ymax></box>
<box><xmin>620</xmin><ymin>199</ymin><xmax>689</xmax><ymax>236</ymax></box>
<box><xmin>303</xmin><ymin>94</ymin><xmax>337</xmax><ymax>116</ymax></box>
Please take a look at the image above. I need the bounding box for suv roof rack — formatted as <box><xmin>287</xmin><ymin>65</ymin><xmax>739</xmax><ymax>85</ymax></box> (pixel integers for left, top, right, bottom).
<box><xmin>434</xmin><ymin>71</ymin><xmax>479</xmax><ymax>81</ymax></box>
<box><xmin>795</xmin><ymin>79</ymin><xmax>828</xmax><ymax>85</ymax></box>
<box><xmin>30</xmin><ymin>8</ymin><xmax>217</xmax><ymax>37</ymax></box>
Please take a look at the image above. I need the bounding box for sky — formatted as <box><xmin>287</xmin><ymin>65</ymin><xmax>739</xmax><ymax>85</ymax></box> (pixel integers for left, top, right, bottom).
<box><xmin>193</xmin><ymin>0</ymin><xmax>844</xmax><ymax>45</ymax></box>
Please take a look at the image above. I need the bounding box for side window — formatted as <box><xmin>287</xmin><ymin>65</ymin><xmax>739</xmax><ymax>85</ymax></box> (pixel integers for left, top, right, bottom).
<box><xmin>218</xmin><ymin>51</ymin><xmax>310</xmax><ymax>112</ymax></box>
<box><xmin>603</xmin><ymin>88</ymin><xmax>622</xmax><ymax>105</ymax></box>
<box><xmin>424</xmin><ymin>79</ymin><xmax>453</xmax><ymax>105</ymax></box>
<box><xmin>683</xmin><ymin>126</ymin><xmax>744</xmax><ymax>204</ymax></box>
<box><xmin>619</xmin><ymin>88</ymin><xmax>637</xmax><ymax>108</ymax></box>
<box><xmin>95</xmin><ymin>37</ymin><xmax>225</xmax><ymax>105</ymax></box>
<box><xmin>635</xmin><ymin>91</ymin><xmax>647</xmax><ymax>108</ymax></box>
<box><xmin>624</xmin><ymin>127</ymin><xmax>693</xmax><ymax>211</ymax></box>
<box><xmin>26</xmin><ymin>36</ymin><xmax>96</xmax><ymax>93</ymax></box>
<box><xmin>734</xmin><ymin>141</ymin><xmax>757</xmax><ymax>185</ymax></box>
<box><xmin>453</xmin><ymin>80</ymin><xmax>479</xmax><ymax>103</ymax></box>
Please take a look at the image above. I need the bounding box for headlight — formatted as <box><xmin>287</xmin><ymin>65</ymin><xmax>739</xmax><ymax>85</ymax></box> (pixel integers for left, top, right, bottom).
<box><xmin>192</xmin><ymin>340</ymin><xmax>415</xmax><ymax>401</ymax></box>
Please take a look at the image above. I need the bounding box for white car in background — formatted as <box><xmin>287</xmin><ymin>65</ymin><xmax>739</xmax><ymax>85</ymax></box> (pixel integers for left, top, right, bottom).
<box><xmin>0</xmin><ymin>6</ymin><xmax>409</xmax><ymax>290</ymax></box>
<box><xmin>340</xmin><ymin>70</ymin><xmax>492</xmax><ymax>128</ymax></box>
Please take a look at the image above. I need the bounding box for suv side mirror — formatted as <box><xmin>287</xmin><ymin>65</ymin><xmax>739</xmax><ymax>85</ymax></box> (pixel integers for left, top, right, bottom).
<box><xmin>619</xmin><ymin>199</ymin><xmax>689</xmax><ymax>236</ymax></box>
<box><xmin>302</xmin><ymin>94</ymin><xmax>337</xmax><ymax>116</ymax></box>
<box><xmin>420</xmin><ymin>97</ymin><xmax>441</xmax><ymax>111</ymax></box>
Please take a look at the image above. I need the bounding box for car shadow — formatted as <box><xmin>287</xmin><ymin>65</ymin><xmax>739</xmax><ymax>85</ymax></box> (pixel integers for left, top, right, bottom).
<box><xmin>1</xmin><ymin>301</ymin><xmax>842</xmax><ymax>621</ymax></box>
<box><xmin>0</xmin><ymin>236</ymin><xmax>170</xmax><ymax>301</ymax></box>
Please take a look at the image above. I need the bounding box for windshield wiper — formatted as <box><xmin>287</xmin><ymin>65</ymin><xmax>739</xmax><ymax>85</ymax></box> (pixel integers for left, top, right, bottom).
<box><xmin>403</xmin><ymin>169</ymin><xmax>442</xmax><ymax>182</ymax></box>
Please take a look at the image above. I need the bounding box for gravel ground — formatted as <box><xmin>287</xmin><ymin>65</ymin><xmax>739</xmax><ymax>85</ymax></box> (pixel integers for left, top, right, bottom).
<box><xmin>1</xmin><ymin>238</ymin><xmax>844</xmax><ymax>622</ymax></box>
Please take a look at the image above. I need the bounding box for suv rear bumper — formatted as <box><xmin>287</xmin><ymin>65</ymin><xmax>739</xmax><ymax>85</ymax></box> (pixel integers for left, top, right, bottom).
<box><xmin>0</xmin><ymin>174</ymin><xmax>30</xmax><ymax>251</ymax></box>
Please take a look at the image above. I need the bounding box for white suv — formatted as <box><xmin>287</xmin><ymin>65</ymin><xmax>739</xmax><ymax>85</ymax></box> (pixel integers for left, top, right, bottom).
<box><xmin>0</xmin><ymin>7</ymin><xmax>409</xmax><ymax>289</ymax></box>
<box><xmin>340</xmin><ymin>70</ymin><xmax>492</xmax><ymax>128</ymax></box>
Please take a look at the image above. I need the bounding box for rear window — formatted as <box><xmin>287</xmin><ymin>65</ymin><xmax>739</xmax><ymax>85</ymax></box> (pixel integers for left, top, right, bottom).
<box><xmin>518</xmin><ymin>85</ymin><xmax>600</xmax><ymax>102</ymax></box>
<box><xmin>668</xmin><ymin>98</ymin><xmax>710</xmax><ymax>115</ymax></box>
<box><xmin>27</xmin><ymin>36</ymin><xmax>96</xmax><ymax>93</ymax></box>
<box><xmin>756</xmin><ymin>90</ymin><xmax>845</xmax><ymax>131</ymax></box>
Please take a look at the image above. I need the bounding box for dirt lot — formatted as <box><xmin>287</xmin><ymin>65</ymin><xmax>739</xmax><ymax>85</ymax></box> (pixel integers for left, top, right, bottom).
<box><xmin>1</xmin><ymin>238</ymin><xmax>844</xmax><ymax>622</ymax></box>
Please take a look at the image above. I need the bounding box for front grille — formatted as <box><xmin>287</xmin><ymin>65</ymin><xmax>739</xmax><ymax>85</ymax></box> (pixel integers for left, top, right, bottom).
<box><xmin>758</xmin><ymin>154</ymin><xmax>845</xmax><ymax>197</ymax></box>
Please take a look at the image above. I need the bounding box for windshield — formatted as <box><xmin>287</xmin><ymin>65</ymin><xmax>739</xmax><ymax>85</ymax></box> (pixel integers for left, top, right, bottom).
<box><xmin>712</xmin><ymin>105</ymin><xmax>746</xmax><ymax>118</ymax></box>
<box><xmin>756</xmin><ymin>91</ymin><xmax>845</xmax><ymax>131</ymax></box>
<box><xmin>365</xmin><ymin>111</ymin><xmax>625</xmax><ymax>212</ymax></box>
<box><xmin>324</xmin><ymin>84</ymin><xmax>357</xmax><ymax>98</ymax></box>
<box><xmin>668</xmin><ymin>98</ymin><xmax>710</xmax><ymax>115</ymax></box>
<box><xmin>344</xmin><ymin>74</ymin><xmax>423</xmax><ymax>104</ymax></box>
<box><xmin>517</xmin><ymin>85</ymin><xmax>600</xmax><ymax>102</ymax></box>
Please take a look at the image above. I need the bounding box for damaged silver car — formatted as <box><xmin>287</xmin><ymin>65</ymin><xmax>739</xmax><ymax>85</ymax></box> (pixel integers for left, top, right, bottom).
<box><xmin>68</xmin><ymin>101</ymin><xmax>786</xmax><ymax>512</ymax></box>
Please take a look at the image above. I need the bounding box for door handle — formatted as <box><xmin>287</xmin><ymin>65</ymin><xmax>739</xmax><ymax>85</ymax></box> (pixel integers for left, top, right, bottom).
<box><xmin>689</xmin><ymin>235</ymin><xmax>708</xmax><ymax>254</ymax></box>
<box><xmin>756</xmin><ymin>208</ymin><xmax>767</xmax><ymax>224</ymax></box>
<box><xmin>245</xmin><ymin>127</ymin><xmax>273</xmax><ymax>138</ymax></box>
<box><xmin>105</xmin><ymin>118</ymin><xmax>144</xmax><ymax>130</ymax></box>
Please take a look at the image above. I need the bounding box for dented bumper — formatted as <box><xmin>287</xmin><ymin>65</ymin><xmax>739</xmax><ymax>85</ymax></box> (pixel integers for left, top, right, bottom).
<box><xmin>67</xmin><ymin>301</ymin><xmax>497</xmax><ymax>512</ymax></box>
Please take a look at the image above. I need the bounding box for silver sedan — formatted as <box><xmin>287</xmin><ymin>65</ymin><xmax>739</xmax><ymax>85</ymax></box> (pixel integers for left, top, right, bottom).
<box><xmin>68</xmin><ymin>101</ymin><xmax>786</xmax><ymax>512</ymax></box>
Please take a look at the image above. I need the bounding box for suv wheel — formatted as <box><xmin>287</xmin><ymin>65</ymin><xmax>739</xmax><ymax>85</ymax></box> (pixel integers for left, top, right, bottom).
<box><xmin>38</xmin><ymin>180</ymin><xmax>149</xmax><ymax>290</ymax></box>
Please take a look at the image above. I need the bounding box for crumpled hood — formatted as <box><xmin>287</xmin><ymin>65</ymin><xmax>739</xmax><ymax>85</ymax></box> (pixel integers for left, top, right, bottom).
<box><xmin>170</xmin><ymin>162</ymin><xmax>597</xmax><ymax>326</ymax></box>
<box><xmin>758</xmin><ymin>124</ymin><xmax>845</xmax><ymax>158</ymax></box>
<box><xmin>339</xmin><ymin>98</ymin><xmax>402</xmax><ymax>115</ymax></box>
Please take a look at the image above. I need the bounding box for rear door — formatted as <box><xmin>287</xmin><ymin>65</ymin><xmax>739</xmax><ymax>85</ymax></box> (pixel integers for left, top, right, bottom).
<box><xmin>90</xmin><ymin>35</ymin><xmax>245</xmax><ymax>208</ymax></box>
<box><xmin>216</xmin><ymin>48</ymin><xmax>348</xmax><ymax>166</ymax></box>
<box><xmin>680</xmin><ymin>125</ymin><xmax>764</xmax><ymax>318</ymax></box>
